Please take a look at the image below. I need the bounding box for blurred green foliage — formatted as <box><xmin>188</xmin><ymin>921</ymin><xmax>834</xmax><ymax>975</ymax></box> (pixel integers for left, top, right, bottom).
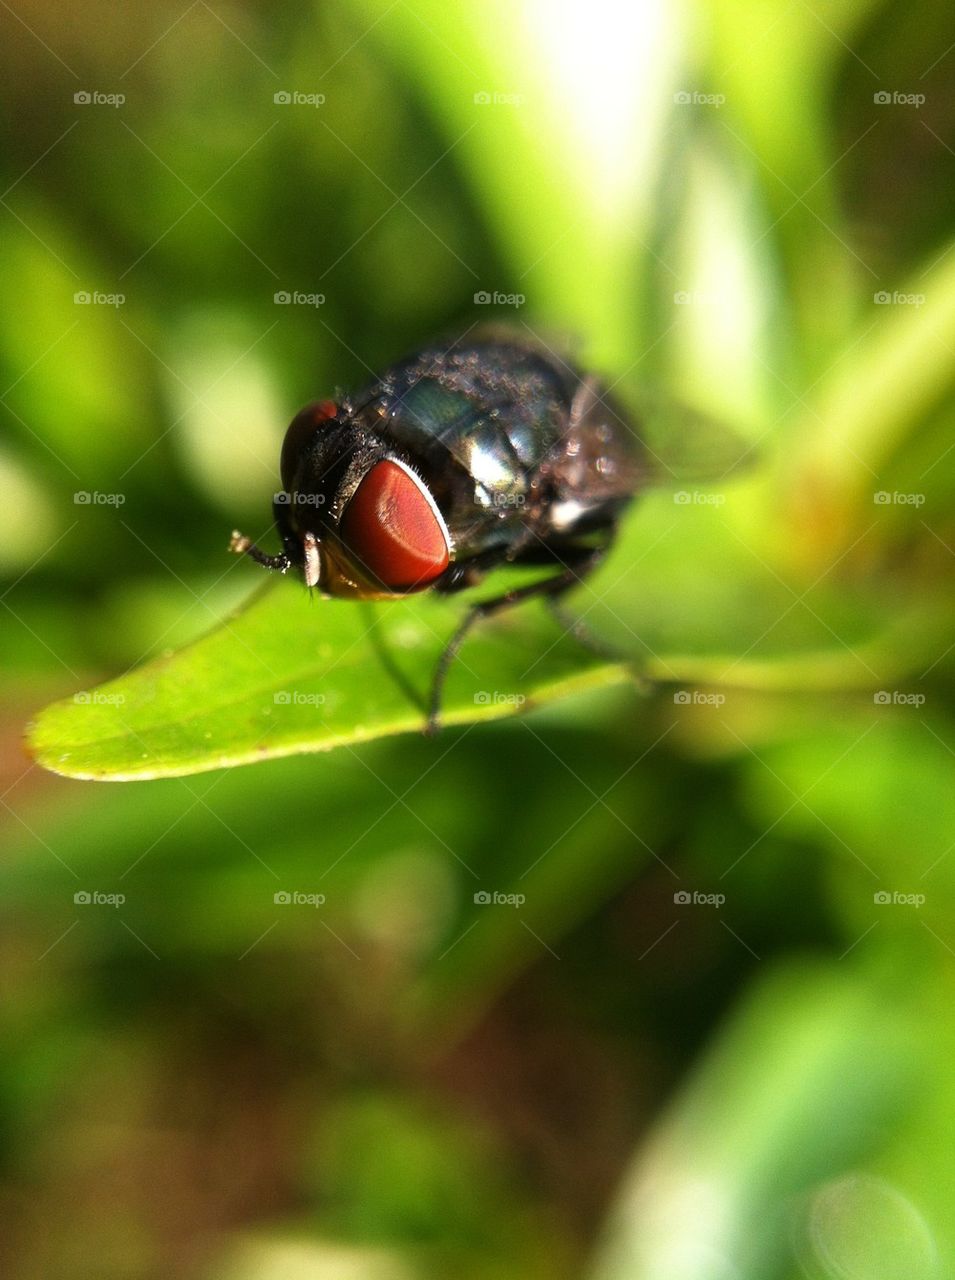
<box><xmin>1</xmin><ymin>1</ymin><xmax>954</xmax><ymax>1278</ymax></box>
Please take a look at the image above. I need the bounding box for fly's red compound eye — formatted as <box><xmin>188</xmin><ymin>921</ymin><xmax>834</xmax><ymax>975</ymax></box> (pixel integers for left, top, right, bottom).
<box><xmin>340</xmin><ymin>459</ymin><xmax>450</xmax><ymax>591</ymax></box>
<box><xmin>312</xmin><ymin>400</ymin><xmax>338</xmax><ymax>422</ymax></box>
<box><xmin>281</xmin><ymin>400</ymin><xmax>339</xmax><ymax>490</ymax></box>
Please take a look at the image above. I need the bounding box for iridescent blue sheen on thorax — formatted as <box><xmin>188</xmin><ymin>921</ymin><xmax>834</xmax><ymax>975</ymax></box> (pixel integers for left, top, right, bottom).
<box><xmin>346</xmin><ymin>340</ymin><xmax>591</xmax><ymax>557</ymax></box>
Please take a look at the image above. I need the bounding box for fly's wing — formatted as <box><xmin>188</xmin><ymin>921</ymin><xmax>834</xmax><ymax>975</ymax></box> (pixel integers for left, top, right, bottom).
<box><xmin>537</xmin><ymin>378</ymin><xmax>757</xmax><ymax>542</ymax></box>
<box><xmin>633</xmin><ymin>394</ymin><xmax>759</xmax><ymax>488</ymax></box>
<box><xmin>537</xmin><ymin>376</ymin><xmax>649</xmax><ymax>540</ymax></box>
<box><xmin>458</xmin><ymin>327</ymin><xmax>757</xmax><ymax>486</ymax></box>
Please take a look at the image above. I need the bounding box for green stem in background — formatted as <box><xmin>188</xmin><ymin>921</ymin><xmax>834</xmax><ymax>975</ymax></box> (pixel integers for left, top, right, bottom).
<box><xmin>356</xmin><ymin>0</ymin><xmax>683</xmax><ymax>371</ymax></box>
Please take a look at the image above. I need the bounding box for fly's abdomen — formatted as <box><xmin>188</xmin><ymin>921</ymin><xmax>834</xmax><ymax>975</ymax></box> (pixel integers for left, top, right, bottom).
<box><xmin>538</xmin><ymin>375</ymin><xmax>646</xmax><ymax>539</ymax></box>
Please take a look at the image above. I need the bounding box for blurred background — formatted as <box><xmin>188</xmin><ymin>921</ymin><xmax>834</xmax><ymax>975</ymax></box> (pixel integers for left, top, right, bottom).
<box><xmin>2</xmin><ymin>0</ymin><xmax>955</xmax><ymax>1276</ymax></box>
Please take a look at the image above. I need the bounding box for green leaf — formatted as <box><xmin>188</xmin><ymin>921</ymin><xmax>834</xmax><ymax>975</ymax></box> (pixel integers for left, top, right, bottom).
<box><xmin>26</xmin><ymin>472</ymin><xmax>950</xmax><ymax>782</ymax></box>
<box><xmin>26</xmin><ymin>574</ymin><xmax>631</xmax><ymax>782</ymax></box>
<box><xmin>588</xmin><ymin>958</ymin><xmax>942</xmax><ymax>1280</ymax></box>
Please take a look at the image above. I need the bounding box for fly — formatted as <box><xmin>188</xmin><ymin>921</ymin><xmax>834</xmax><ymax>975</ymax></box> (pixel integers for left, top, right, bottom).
<box><xmin>231</xmin><ymin>333</ymin><xmax>653</xmax><ymax>732</ymax></box>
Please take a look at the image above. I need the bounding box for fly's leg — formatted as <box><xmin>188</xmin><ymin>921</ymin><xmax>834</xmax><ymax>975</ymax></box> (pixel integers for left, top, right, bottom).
<box><xmin>544</xmin><ymin>596</ymin><xmax>627</xmax><ymax>664</ymax></box>
<box><xmin>541</xmin><ymin>530</ymin><xmax>628</xmax><ymax>665</ymax></box>
<box><xmin>426</xmin><ymin>542</ymin><xmax>608</xmax><ymax>736</ymax></box>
